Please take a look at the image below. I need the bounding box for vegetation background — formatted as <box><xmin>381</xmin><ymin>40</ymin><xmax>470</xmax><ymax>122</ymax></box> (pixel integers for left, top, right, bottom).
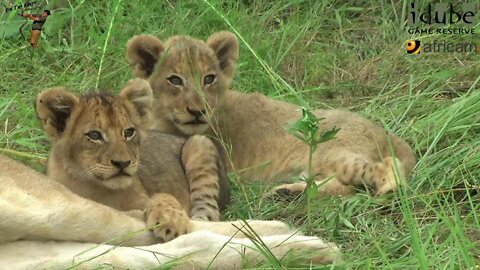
<box><xmin>0</xmin><ymin>0</ymin><xmax>479</xmax><ymax>268</ymax></box>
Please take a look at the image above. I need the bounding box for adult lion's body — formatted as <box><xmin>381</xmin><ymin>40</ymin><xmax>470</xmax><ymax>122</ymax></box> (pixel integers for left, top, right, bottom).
<box><xmin>0</xmin><ymin>154</ymin><xmax>154</xmax><ymax>246</ymax></box>
<box><xmin>127</xmin><ymin>32</ymin><xmax>416</xmax><ymax>196</ymax></box>
<box><xmin>0</xmin><ymin>154</ymin><xmax>341</xmax><ymax>268</ymax></box>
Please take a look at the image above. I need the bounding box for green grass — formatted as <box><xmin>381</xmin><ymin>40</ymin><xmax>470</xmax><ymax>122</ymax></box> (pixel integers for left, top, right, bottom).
<box><xmin>1</xmin><ymin>0</ymin><xmax>479</xmax><ymax>268</ymax></box>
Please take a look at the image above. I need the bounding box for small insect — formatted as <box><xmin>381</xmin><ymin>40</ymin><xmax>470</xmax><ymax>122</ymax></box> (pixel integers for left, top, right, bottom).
<box><xmin>19</xmin><ymin>9</ymin><xmax>51</xmax><ymax>48</ymax></box>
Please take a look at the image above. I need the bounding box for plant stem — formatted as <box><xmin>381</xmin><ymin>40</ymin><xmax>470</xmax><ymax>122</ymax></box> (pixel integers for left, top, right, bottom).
<box><xmin>306</xmin><ymin>144</ymin><xmax>314</xmax><ymax>231</ymax></box>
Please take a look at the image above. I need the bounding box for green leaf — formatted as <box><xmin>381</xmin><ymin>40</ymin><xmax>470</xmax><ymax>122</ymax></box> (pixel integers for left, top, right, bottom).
<box><xmin>306</xmin><ymin>180</ymin><xmax>318</xmax><ymax>200</ymax></box>
<box><xmin>317</xmin><ymin>126</ymin><xmax>340</xmax><ymax>144</ymax></box>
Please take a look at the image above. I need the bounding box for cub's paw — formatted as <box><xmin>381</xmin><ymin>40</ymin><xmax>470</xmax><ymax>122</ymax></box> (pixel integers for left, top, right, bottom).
<box><xmin>191</xmin><ymin>208</ymin><xmax>220</xmax><ymax>222</ymax></box>
<box><xmin>375</xmin><ymin>157</ymin><xmax>407</xmax><ymax>196</ymax></box>
<box><xmin>268</xmin><ymin>183</ymin><xmax>305</xmax><ymax>201</ymax></box>
<box><xmin>145</xmin><ymin>193</ymin><xmax>191</xmax><ymax>243</ymax></box>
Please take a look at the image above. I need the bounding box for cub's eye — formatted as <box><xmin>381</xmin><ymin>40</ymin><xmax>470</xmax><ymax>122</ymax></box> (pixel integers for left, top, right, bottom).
<box><xmin>86</xmin><ymin>130</ymin><xmax>103</xmax><ymax>141</ymax></box>
<box><xmin>123</xmin><ymin>127</ymin><xmax>135</xmax><ymax>140</ymax></box>
<box><xmin>203</xmin><ymin>74</ymin><xmax>216</xmax><ymax>85</ymax></box>
<box><xmin>167</xmin><ymin>75</ymin><xmax>183</xmax><ymax>86</ymax></box>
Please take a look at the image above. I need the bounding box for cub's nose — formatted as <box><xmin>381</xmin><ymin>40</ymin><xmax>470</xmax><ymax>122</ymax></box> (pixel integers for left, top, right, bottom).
<box><xmin>186</xmin><ymin>107</ymin><xmax>206</xmax><ymax>118</ymax></box>
<box><xmin>110</xmin><ymin>160</ymin><xmax>131</xmax><ymax>170</ymax></box>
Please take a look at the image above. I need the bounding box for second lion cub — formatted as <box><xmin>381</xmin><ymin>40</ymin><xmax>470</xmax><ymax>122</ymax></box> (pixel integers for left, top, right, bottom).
<box><xmin>36</xmin><ymin>79</ymin><xmax>229</xmax><ymax>242</ymax></box>
<box><xmin>126</xmin><ymin>31</ymin><xmax>416</xmax><ymax>197</ymax></box>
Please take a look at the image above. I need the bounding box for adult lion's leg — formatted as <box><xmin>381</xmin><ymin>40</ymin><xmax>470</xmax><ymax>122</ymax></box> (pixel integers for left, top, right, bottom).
<box><xmin>145</xmin><ymin>195</ymin><xmax>287</xmax><ymax>242</ymax></box>
<box><xmin>146</xmin><ymin>194</ymin><xmax>316</xmax><ymax>240</ymax></box>
<box><xmin>191</xmin><ymin>219</ymin><xmax>296</xmax><ymax>237</ymax></box>
<box><xmin>0</xmin><ymin>155</ymin><xmax>155</xmax><ymax>245</ymax></box>
<box><xmin>0</xmin><ymin>231</ymin><xmax>340</xmax><ymax>269</ymax></box>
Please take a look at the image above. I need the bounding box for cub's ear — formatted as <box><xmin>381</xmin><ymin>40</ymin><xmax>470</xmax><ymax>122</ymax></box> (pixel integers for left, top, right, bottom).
<box><xmin>119</xmin><ymin>78</ymin><xmax>153</xmax><ymax>129</ymax></box>
<box><xmin>126</xmin><ymin>35</ymin><xmax>165</xmax><ymax>78</ymax></box>
<box><xmin>207</xmin><ymin>31</ymin><xmax>239</xmax><ymax>80</ymax></box>
<box><xmin>35</xmin><ymin>88</ymin><xmax>79</xmax><ymax>141</ymax></box>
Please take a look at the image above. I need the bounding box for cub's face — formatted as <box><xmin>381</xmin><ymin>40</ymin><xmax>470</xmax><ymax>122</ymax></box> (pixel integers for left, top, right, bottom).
<box><xmin>126</xmin><ymin>32</ymin><xmax>239</xmax><ymax>135</ymax></box>
<box><xmin>36</xmin><ymin>79</ymin><xmax>152</xmax><ymax>189</ymax></box>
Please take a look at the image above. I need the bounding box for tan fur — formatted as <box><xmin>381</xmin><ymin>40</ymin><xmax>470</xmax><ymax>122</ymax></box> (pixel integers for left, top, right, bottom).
<box><xmin>30</xmin><ymin>80</ymin><xmax>344</xmax><ymax>266</ymax></box>
<box><xmin>126</xmin><ymin>32</ymin><xmax>416</xmax><ymax>196</ymax></box>
<box><xmin>0</xmin><ymin>154</ymin><xmax>342</xmax><ymax>268</ymax></box>
<box><xmin>182</xmin><ymin>135</ymin><xmax>227</xmax><ymax>221</ymax></box>
<box><xmin>36</xmin><ymin>79</ymin><xmax>230</xmax><ymax>242</ymax></box>
<box><xmin>0</xmin><ymin>154</ymin><xmax>155</xmax><ymax>246</ymax></box>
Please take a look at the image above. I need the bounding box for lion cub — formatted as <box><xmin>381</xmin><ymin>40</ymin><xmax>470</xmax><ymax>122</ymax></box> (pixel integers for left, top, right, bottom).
<box><xmin>36</xmin><ymin>79</ymin><xmax>229</xmax><ymax>242</ymax></box>
<box><xmin>126</xmin><ymin>32</ymin><xmax>416</xmax><ymax>197</ymax></box>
